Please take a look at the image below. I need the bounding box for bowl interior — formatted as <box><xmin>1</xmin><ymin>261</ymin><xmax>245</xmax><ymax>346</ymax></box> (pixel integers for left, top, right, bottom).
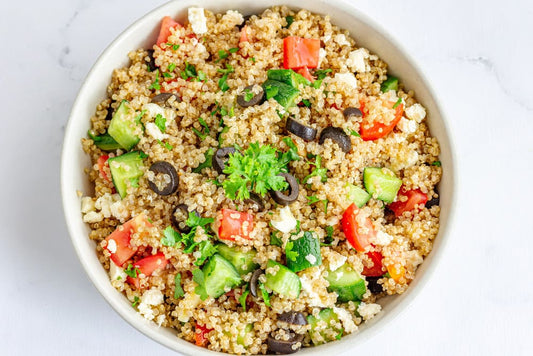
<box><xmin>61</xmin><ymin>0</ymin><xmax>455</xmax><ymax>355</ymax></box>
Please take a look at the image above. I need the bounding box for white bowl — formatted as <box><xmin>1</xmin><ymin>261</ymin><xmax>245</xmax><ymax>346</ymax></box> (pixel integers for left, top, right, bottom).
<box><xmin>61</xmin><ymin>0</ymin><xmax>456</xmax><ymax>354</ymax></box>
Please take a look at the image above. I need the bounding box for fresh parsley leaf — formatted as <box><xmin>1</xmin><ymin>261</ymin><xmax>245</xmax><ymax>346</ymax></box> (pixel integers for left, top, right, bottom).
<box><xmin>186</xmin><ymin>210</ymin><xmax>214</xmax><ymax>229</ymax></box>
<box><xmin>304</xmin><ymin>155</ymin><xmax>328</xmax><ymax>183</ymax></box>
<box><xmin>125</xmin><ymin>264</ymin><xmax>140</xmax><ymax>278</ymax></box>
<box><xmin>285</xmin><ymin>241</ymin><xmax>298</xmax><ymax>262</ymax></box>
<box><xmin>154</xmin><ymin>114</ymin><xmax>167</xmax><ymax>133</ymax></box>
<box><xmin>133</xmin><ymin>110</ymin><xmax>146</xmax><ymax>124</ymax></box>
<box><xmin>349</xmin><ymin>129</ymin><xmax>361</xmax><ymax>137</ymax></box>
<box><xmin>321</xmin><ymin>225</ymin><xmax>334</xmax><ymax>246</ymax></box>
<box><xmin>193</xmin><ymin>127</ymin><xmax>208</xmax><ymax>140</ymax></box>
<box><xmin>218</xmin><ymin>64</ymin><xmax>234</xmax><ymax>75</ymax></box>
<box><xmin>217</xmin><ymin>49</ymin><xmax>229</xmax><ymax>62</ymax></box>
<box><xmin>174</xmin><ymin>273</ymin><xmax>185</xmax><ymax>299</ymax></box>
<box><xmin>258</xmin><ymin>282</ymin><xmax>271</xmax><ymax>307</ymax></box>
<box><xmin>218</xmin><ymin>125</ymin><xmax>229</xmax><ymax>148</ymax></box>
<box><xmin>229</xmin><ymin>47</ymin><xmax>239</xmax><ymax>54</ymax></box>
<box><xmin>278</xmin><ymin>137</ymin><xmax>300</xmax><ymax>166</ymax></box>
<box><xmin>198</xmin><ymin>70</ymin><xmax>206</xmax><ymax>81</ymax></box>
<box><xmin>301</xmin><ymin>99</ymin><xmax>311</xmax><ymax>108</ymax></box>
<box><xmin>306</xmin><ymin>195</ymin><xmax>321</xmax><ymax>205</ymax></box>
<box><xmin>161</xmin><ymin>226</ymin><xmax>181</xmax><ymax>247</ymax></box>
<box><xmin>432</xmin><ymin>161</ymin><xmax>442</xmax><ymax>167</ymax></box>
<box><xmin>139</xmin><ymin>151</ymin><xmax>149</xmax><ymax>159</ymax></box>
<box><xmin>293</xmin><ymin>220</ymin><xmax>301</xmax><ymax>235</ymax></box>
<box><xmin>181</xmin><ymin>61</ymin><xmax>198</xmax><ymax>80</ymax></box>
<box><xmin>199</xmin><ymin>117</ymin><xmax>210</xmax><ymax>133</ymax></box>
<box><xmin>157</xmin><ymin>139</ymin><xmax>173</xmax><ymax>150</ymax></box>
<box><xmin>244</xmin><ymin>88</ymin><xmax>254</xmax><ymax>102</ymax></box>
<box><xmin>392</xmin><ymin>97</ymin><xmax>402</xmax><ymax>109</ymax></box>
<box><xmin>132</xmin><ymin>296</ymin><xmax>140</xmax><ymax>308</ymax></box>
<box><xmin>239</xmin><ymin>287</ymin><xmax>250</xmax><ymax>311</ymax></box>
<box><xmin>193</xmin><ymin>148</ymin><xmax>214</xmax><ymax>173</ymax></box>
<box><xmin>284</xmin><ymin>15</ymin><xmax>294</xmax><ymax>28</ymax></box>
<box><xmin>168</xmin><ymin>63</ymin><xmax>176</xmax><ymax>72</ymax></box>
<box><xmin>270</xmin><ymin>231</ymin><xmax>282</xmax><ymax>247</ymax></box>
<box><xmin>129</xmin><ymin>177</ymin><xmax>140</xmax><ymax>188</ymax></box>
<box><xmin>218</xmin><ymin>75</ymin><xmax>230</xmax><ymax>92</ymax></box>
<box><xmin>192</xmin><ymin>268</ymin><xmax>209</xmax><ymax>300</ymax></box>
<box><xmin>249</xmin><ymin>57</ymin><xmax>256</xmax><ymax>63</ymax></box>
<box><xmin>222</xmin><ymin>143</ymin><xmax>289</xmax><ymax>200</ymax></box>
<box><xmin>194</xmin><ymin>240</ymin><xmax>218</xmax><ymax>266</ymax></box>
<box><xmin>149</xmin><ymin>70</ymin><xmax>161</xmax><ymax>90</ymax></box>
<box><xmin>163</xmin><ymin>72</ymin><xmax>172</xmax><ymax>78</ymax></box>
<box><xmin>323</xmin><ymin>199</ymin><xmax>329</xmax><ymax>214</ymax></box>
<box><xmin>315</xmin><ymin>69</ymin><xmax>332</xmax><ymax>80</ymax></box>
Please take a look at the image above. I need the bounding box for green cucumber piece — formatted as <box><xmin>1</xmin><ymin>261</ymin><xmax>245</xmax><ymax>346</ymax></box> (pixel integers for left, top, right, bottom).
<box><xmin>307</xmin><ymin>308</ymin><xmax>343</xmax><ymax>345</ymax></box>
<box><xmin>345</xmin><ymin>183</ymin><xmax>371</xmax><ymax>208</ymax></box>
<box><xmin>203</xmin><ymin>254</ymin><xmax>242</xmax><ymax>298</ymax></box>
<box><xmin>325</xmin><ymin>263</ymin><xmax>366</xmax><ymax>302</ymax></box>
<box><xmin>236</xmin><ymin>323</ymin><xmax>254</xmax><ymax>346</ymax></box>
<box><xmin>265</xmin><ymin>260</ymin><xmax>301</xmax><ymax>299</ymax></box>
<box><xmin>267</xmin><ymin>69</ymin><xmax>310</xmax><ymax>87</ymax></box>
<box><xmin>89</xmin><ymin>132</ymin><xmax>122</xmax><ymax>151</ymax></box>
<box><xmin>363</xmin><ymin>167</ymin><xmax>402</xmax><ymax>203</ymax></box>
<box><xmin>108</xmin><ymin>100</ymin><xmax>141</xmax><ymax>150</ymax></box>
<box><xmin>262</xmin><ymin>80</ymin><xmax>300</xmax><ymax>109</ymax></box>
<box><xmin>381</xmin><ymin>76</ymin><xmax>399</xmax><ymax>93</ymax></box>
<box><xmin>285</xmin><ymin>231</ymin><xmax>322</xmax><ymax>273</ymax></box>
<box><xmin>108</xmin><ymin>151</ymin><xmax>145</xmax><ymax>198</ymax></box>
<box><xmin>217</xmin><ymin>244</ymin><xmax>258</xmax><ymax>275</ymax></box>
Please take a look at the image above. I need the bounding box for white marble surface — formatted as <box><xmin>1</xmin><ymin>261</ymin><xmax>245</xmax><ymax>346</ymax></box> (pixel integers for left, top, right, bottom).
<box><xmin>1</xmin><ymin>0</ymin><xmax>532</xmax><ymax>355</ymax></box>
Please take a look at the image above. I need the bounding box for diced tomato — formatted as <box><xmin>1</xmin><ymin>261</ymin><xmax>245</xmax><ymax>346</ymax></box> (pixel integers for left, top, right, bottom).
<box><xmin>105</xmin><ymin>214</ymin><xmax>152</xmax><ymax>266</ymax></box>
<box><xmin>359</xmin><ymin>100</ymin><xmax>404</xmax><ymax>141</ymax></box>
<box><xmin>156</xmin><ymin>16</ymin><xmax>182</xmax><ymax>46</ymax></box>
<box><xmin>283</xmin><ymin>36</ymin><xmax>321</xmax><ymax>69</ymax></box>
<box><xmin>362</xmin><ymin>250</ymin><xmax>384</xmax><ymax>277</ymax></box>
<box><xmin>389</xmin><ymin>188</ymin><xmax>428</xmax><ymax>217</ymax></box>
<box><xmin>127</xmin><ymin>252</ymin><xmax>168</xmax><ymax>288</ymax></box>
<box><xmin>239</xmin><ymin>25</ymin><xmax>249</xmax><ymax>43</ymax></box>
<box><xmin>195</xmin><ymin>324</ymin><xmax>213</xmax><ymax>347</ymax></box>
<box><xmin>97</xmin><ymin>155</ymin><xmax>110</xmax><ymax>182</ymax></box>
<box><xmin>217</xmin><ymin>209</ymin><xmax>253</xmax><ymax>241</ymax></box>
<box><xmin>387</xmin><ymin>263</ymin><xmax>405</xmax><ymax>283</ymax></box>
<box><xmin>340</xmin><ymin>203</ymin><xmax>374</xmax><ymax>252</ymax></box>
<box><xmin>297</xmin><ymin>66</ymin><xmax>314</xmax><ymax>82</ymax></box>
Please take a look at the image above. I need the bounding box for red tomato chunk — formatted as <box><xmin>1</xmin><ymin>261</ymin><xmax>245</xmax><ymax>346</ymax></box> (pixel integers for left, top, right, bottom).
<box><xmin>389</xmin><ymin>188</ymin><xmax>428</xmax><ymax>217</ymax></box>
<box><xmin>156</xmin><ymin>16</ymin><xmax>182</xmax><ymax>46</ymax></box>
<box><xmin>340</xmin><ymin>203</ymin><xmax>374</xmax><ymax>252</ymax></box>
<box><xmin>283</xmin><ymin>36</ymin><xmax>320</xmax><ymax>69</ymax></box>
<box><xmin>127</xmin><ymin>252</ymin><xmax>168</xmax><ymax>288</ymax></box>
<box><xmin>217</xmin><ymin>209</ymin><xmax>253</xmax><ymax>241</ymax></box>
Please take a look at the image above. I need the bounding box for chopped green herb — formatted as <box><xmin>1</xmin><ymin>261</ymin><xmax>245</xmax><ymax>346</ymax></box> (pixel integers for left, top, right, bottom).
<box><xmin>168</xmin><ymin>63</ymin><xmax>176</xmax><ymax>72</ymax></box>
<box><xmin>323</xmin><ymin>199</ymin><xmax>329</xmax><ymax>214</ymax></box>
<box><xmin>348</xmin><ymin>129</ymin><xmax>361</xmax><ymax>137</ymax></box>
<box><xmin>432</xmin><ymin>161</ymin><xmax>442</xmax><ymax>167</ymax></box>
<box><xmin>199</xmin><ymin>117</ymin><xmax>210</xmax><ymax>133</ymax></box>
<box><xmin>198</xmin><ymin>70</ymin><xmax>207</xmax><ymax>81</ymax></box>
<box><xmin>148</xmin><ymin>70</ymin><xmax>161</xmax><ymax>90</ymax></box>
<box><xmin>249</xmin><ymin>57</ymin><xmax>256</xmax><ymax>63</ymax></box>
<box><xmin>239</xmin><ymin>287</ymin><xmax>250</xmax><ymax>311</ymax></box>
<box><xmin>315</xmin><ymin>69</ymin><xmax>332</xmax><ymax>80</ymax></box>
<box><xmin>301</xmin><ymin>99</ymin><xmax>311</xmax><ymax>108</ymax></box>
<box><xmin>161</xmin><ymin>226</ymin><xmax>181</xmax><ymax>247</ymax></box>
<box><xmin>125</xmin><ymin>264</ymin><xmax>140</xmax><ymax>278</ymax></box>
<box><xmin>192</xmin><ymin>268</ymin><xmax>209</xmax><ymax>300</ymax></box>
<box><xmin>181</xmin><ymin>61</ymin><xmax>198</xmax><ymax>80</ymax></box>
<box><xmin>258</xmin><ymin>282</ymin><xmax>271</xmax><ymax>307</ymax></box>
<box><xmin>172</xmin><ymin>44</ymin><xmax>179</xmax><ymax>51</ymax></box>
<box><xmin>321</xmin><ymin>225</ymin><xmax>335</xmax><ymax>246</ymax></box>
<box><xmin>285</xmin><ymin>241</ymin><xmax>298</xmax><ymax>262</ymax></box>
<box><xmin>154</xmin><ymin>114</ymin><xmax>167</xmax><ymax>133</ymax></box>
<box><xmin>194</xmin><ymin>240</ymin><xmax>218</xmax><ymax>266</ymax></box>
<box><xmin>304</xmin><ymin>155</ymin><xmax>328</xmax><ymax>183</ymax></box>
<box><xmin>306</xmin><ymin>195</ymin><xmax>321</xmax><ymax>205</ymax></box>
<box><xmin>244</xmin><ymin>88</ymin><xmax>254</xmax><ymax>102</ymax></box>
<box><xmin>186</xmin><ymin>210</ymin><xmax>214</xmax><ymax>230</ymax></box>
<box><xmin>278</xmin><ymin>137</ymin><xmax>300</xmax><ymax>167</ymax></box>
<box><xmin>129</xmin><ymin>177</ymin><xmax>140</xmax><ymax>188</ymax></box>
<box><xmin>392</xmin><ymin>98</ymin><xmax>402</xmax><ymax>109</ymax></box>
<box><xmin>157</xmin><ymin>139</ymin><xmax>173</xmax><ymax>151</ymax></box>
<box><xmin>174</xmin><ymin>273</ymin><xmax>185</xmax><ymax>299</ymax></box>
<box><xmin>217</xmin><ymin>65</ymin><xmax>235</xmax><ymax>92</ymax></box>
<box><xmin>284</xmin><ymin>15</ymin><xmax>294</xmax><ymax>28</ymax></box>
<box><xmin>222</xmin><ymin>143</ymin><xmax>290</xmax><ymax>200</ymax></box>
<box><xmin>193</xmin><ymin>148</ymin><xmax>214</xmax><ymax>173</ymax></box>
<box><xmin>163</xmin><ymin>72</ymin><xmax>172</xmax><ymax>78</ymax></box>
<box><xmin>218</xmin><ymin>126</ymin><xmax>229</xmax><ymax>147</ymax></box>
<box><xmin>193</xmin><ymin>128</ymin><xmax>208</xmax><ymax>140</ymax></box>
<box><xmin>270</xmin><ymin>231</ymin><xmax>282</xmax><ymax>246</ymax></box>
<box><xmin>229</xmin><ymin>47</ymin><xmax>239</xmax><ymax>53</ymax></box>
<box><xmin>132</xmin><ymin>296</ymin><xmax>140</xmax><ymax>308</ymax></box>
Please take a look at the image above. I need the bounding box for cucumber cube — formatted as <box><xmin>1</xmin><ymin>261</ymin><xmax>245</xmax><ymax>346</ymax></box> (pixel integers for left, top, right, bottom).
<box><xmin>363</xmin><ymin>167</ymin><xmax>402</xmax><ymax>203</ymax></box>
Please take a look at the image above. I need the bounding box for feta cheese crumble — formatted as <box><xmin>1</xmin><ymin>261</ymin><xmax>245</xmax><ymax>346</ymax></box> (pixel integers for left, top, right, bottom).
<box><xmin>405</xmin><ymin>103</ymin><xmax>427</xmax><ymax>123</ymax></box>
<box><xmin>271</xmin><ymin>206</ymin><xmax>297</xmax><ymax>233</ymax></box>
<box><xmin>346</xmin><ymin>48</ymin><xmax>369</xmax><ymax>73</ymax></box>
<box><xmin>188</xmin><ymin>8</ymin><xmax>208</xmax><ymax>35</ymax></box>
<box><xmin>333</xmin><ymin>72</ymin><xmax>358</xmax><ymax>89</ymax></box>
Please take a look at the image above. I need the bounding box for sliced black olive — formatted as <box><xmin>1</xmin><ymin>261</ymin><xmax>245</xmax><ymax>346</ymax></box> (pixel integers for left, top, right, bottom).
<box><xmin>237</xmin><ymin>85</ymin><xmax>265</xmax><ymax>107</ymax></box>
<box><xmin>426</xmin><ymin>191</ymin><xmax>440</xmax><ymax>209</ymax></box>
<box><xmin>105</xmin><ymin>101</ymin><xmax>115</xmax><ymax>120</ymax></box>
<box><xmin>270</xmin><ymin>173</ymin><xmax>299</xmax><ymax>206</ymax></box>
<box><xmin>213</xmin><ymin>147</ymin><xmax>237</xmax><ymax>174</ymax></box>
<box><xmin>319</xmin><ymin>126</ymin><xmax>352</xmax><ymax>153</ymax></box>
<box><xmin>267</xmin><ymin>333</ymin><xmax>304</xmax><ymax>354</ymax></box>
<box><xmin>366</xmin><ymin>276</ymin><xmax>384</xmax><ymax>294</ymax></box>
<box><xmin>250</xmin><ymin>269</ymin><xmax>263</xmax><ymax>298</ymax></box>
<box><xmin>343</xmin><ymin>107</ymin><xmax>362</xmax><ymax>119</ymax></box>
<box><xmin>286</xmin><ymin>117</ymin><xmax>317</xmax><ymax>141</ymax></box>
<box><xmin>171</xmin><ymin>204</ymin><xmax>192</xmax><ymax>233</ymax></box>
<box><xmin>145</xmin><ymin>49</ymin><xmax>157</xmax><ymax>72</ymax></box>
<box><xmin>244</xmin><ymin>192</ymin><xmax>265</xmax><ymax>212</ymax></box>
<box><xmin>147</xmin><ymin>161</ymin><xmax>179</xmax><ymax>196</ymax></box>
<box><xmin>237</xmin><ymin>15</ymin><xmax>253</xmax><ymax>30</ymax></box>
<box><xmin>383</xmin><ymin>207</ymin><xmax>396</xmax><ymax>224</ymax></box>
<box><xmin>151</xmin><ymin>92</ymin><xmax>180</xmax><ymax>106</ymax></box>
<box><xmin>278</xmin><ymin>312</ymin><xmax>307</xmax><ymax>326</ymax></box>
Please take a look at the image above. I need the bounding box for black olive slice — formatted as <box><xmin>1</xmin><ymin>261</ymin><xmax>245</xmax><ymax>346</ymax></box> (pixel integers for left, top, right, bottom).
<box><xmin>244</xmin><ymin>192</ymin><xmax>265</xmax><ymax>212</ymax></box>
<box><xmin>147</xmin><ymin>161</ymin><xmax>179</xmax><ymax>196</ymax></box>
<box><xmin>366</xmin><ymin>276</ymin><xmax>384</xmax><ymax>294</ymax></box>
<box><xmin>213</xmin><ymin>147</ymin><xmax>237</xmax><ymax>174</ymax></box>
<box><xmin>151</xmin><ymin>92</ymin><xmax>180</xmax><ymax>106</ymax></box>
<box><xmin>237</xmin><ymin>14</ymin><xmax>253</xmax><ymax>30</ymax></box>
<box><xmin>383</xmin><ymin>207</ymin><xmax>396</xmax><ymax>224</ymax></box>
<box><xmin>250</xmin><ymin>269</ymin><xmax>263</xmax><ymax>298</ymax></box>
<box><xmin>267</xmin><ymin>333</ymin><xmax>304</xmax><ymax>354</ymax></box>
<box><xmin>270</xmin><ymin>173</ymin><xmax>299</xmax><ymax>205</ymax></box>
<box><xmin>237</xmin><ymin>85</ymin><xmax>265</xmax><ymax>107</ymax></box>
<box><xmin>319</xmin><ymin>126</ymin><xmax>352</xmax><ymax>153</ymax></box>
<box><xmin>343</xmin><ymin>107</ymin><xmax>362</xmax><ymax>119</ymax></box>
<box><xmin>426</xmin><ymin>195</ymin><xmax>440</xmax><ymax>209</ymax></box>
<box><xmin>171</xmin><ymin>204</ymin><xmax>192</xmax><ymax>233</ymax></box>
<box><xmin>145</xmin><ymin>49</ymin><xmax>157</xmax><ymax>72</ymax></box>
<box><xmin>286</xmin><ymin>117</ymin><xmax>317</xmax><ymax>141</ymax></box>
<box><xmin>278</xmin><ymin>312</ymin><xmax>307</xmax><ymax>326</ymax></box>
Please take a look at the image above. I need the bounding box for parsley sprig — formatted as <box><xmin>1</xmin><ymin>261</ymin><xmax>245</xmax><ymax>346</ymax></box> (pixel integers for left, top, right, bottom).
<box><xmin>304</xmin><ymin>154</ymin><xmax>328</xmax><ymax>183</ymax></box>
<box><xmin>149</xmin><ymin>70</ymin><xmax>161</xmax><ymax>90</ymax></box>
<box><xmin>218</xmin><ymin>64</ymin><xmax>235</xmax><ymax>92</ymax></box>
<box><xmin>222</xmin><ymin>143</ymin><xmax>290</xmax><ymax>200</ymax></box>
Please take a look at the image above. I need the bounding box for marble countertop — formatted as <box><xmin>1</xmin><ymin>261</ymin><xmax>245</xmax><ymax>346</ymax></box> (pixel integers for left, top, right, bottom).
<box><xmin>1</xmin><ymin>0</ymin><xmax>531</xmax><ymax>355</ymax></box>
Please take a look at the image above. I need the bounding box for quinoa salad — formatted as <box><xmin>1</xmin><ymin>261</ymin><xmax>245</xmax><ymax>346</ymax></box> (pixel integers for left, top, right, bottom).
<box><xmin>80</xmin><ymin>6</ymin><xmax>442</xmax><ymax>355</ymax></box>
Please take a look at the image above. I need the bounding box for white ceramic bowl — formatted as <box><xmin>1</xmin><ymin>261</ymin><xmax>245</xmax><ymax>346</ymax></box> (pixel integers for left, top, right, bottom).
<box><xmin>61</xmin><ymin>0</ymin><xmax>456</xmax><ymax>354</ymax></box>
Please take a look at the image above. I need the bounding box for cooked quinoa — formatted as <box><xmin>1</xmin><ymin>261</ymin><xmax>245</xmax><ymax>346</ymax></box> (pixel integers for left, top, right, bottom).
<box><xmin>81</xmin><ymin>6</ymin><xmax>441</xmax><ymax>355</ymax></box>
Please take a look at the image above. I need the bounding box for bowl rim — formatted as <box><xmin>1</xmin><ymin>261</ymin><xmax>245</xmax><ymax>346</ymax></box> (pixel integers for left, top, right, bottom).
<box><xmin>61</xmin><ymin>0</ymin><xmax>457</xmax><ymax>355</ymax></box>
